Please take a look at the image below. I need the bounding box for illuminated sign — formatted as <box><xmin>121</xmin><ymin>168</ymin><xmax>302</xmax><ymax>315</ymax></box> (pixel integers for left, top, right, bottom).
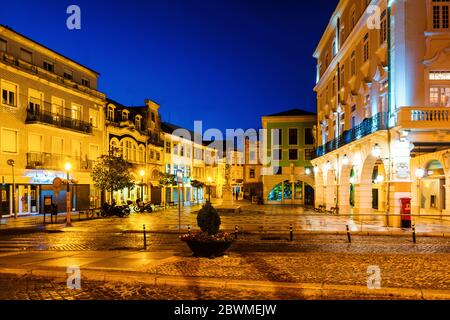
<box><xmin>25</xmin><ymin>171</ymin><xmax>67</xmax><ymax>185</ymax></box>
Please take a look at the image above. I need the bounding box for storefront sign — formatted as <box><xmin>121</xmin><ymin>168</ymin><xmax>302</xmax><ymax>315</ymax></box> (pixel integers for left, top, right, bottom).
<box><xmin>26</xmin><ymin>171</ymin><xmax>66</xmax><ymax>185</ymax></box>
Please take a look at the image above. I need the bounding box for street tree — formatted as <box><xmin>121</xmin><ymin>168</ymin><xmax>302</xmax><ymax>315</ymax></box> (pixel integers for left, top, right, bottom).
<box><xmin>91</xmin><ymin>149</ymin><xmax>135</xmax><ymax>203</ymax></box>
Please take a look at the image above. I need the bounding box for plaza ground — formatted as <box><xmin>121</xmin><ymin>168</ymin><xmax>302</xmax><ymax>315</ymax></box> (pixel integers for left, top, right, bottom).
<box><xmin>1</xmin><ymin>203</ymin><xmax>450</xmax><ymax>300</ymax></box>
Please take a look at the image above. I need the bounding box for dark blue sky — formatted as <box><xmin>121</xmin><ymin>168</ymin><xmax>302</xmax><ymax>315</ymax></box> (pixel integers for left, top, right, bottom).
<box><xmin>0</xmin><ymin>0</ymin><xmax>337</xmax><ymax>132</ymax></box>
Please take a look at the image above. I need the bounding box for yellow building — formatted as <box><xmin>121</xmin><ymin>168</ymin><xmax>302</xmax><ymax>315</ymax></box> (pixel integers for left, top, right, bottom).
<box><xmin>0</xmin><ymin>25</ymin><xmax>106</xmax><ymax>216</ymax></box>
<box><xmin>105</xmin><ymin>99</ymin><xmax>164</xmax><ymax>204</ymax></box>
<box><xmin>312</xmin><ymin>0</ymin><xmax>450</xmax><ymax>226</ymax></box>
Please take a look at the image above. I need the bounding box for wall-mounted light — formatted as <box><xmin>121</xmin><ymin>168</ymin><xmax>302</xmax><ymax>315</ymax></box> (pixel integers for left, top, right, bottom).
<box><xmin>372</xmin><ymin>144</ymin><xmax>382</xmax><ymax>158</ymax></box>
<box><xmin>415</xmin><ymin>168</ymin><xmax>425</xmax><ymax>179</ymax></box>
<box><xmin>349</xmin><ymin>177</ymin><xmax>355</xmax><ymax>184</ymax></box>
<box><xmin>305</xmin><ymin>168</ymin><xmax>312</xmax><ymax>175</ymax></box>
<box><xmin>342</xmin><ymin>154</ymin><xmax>349</xmax><ymax>165</ymax></box>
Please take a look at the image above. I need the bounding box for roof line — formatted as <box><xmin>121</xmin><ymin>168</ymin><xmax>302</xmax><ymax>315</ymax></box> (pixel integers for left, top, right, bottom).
<box><xmin>0</xmin><ymin>24</ymin><xmax>100</xmax><ymax>75</ymax></box>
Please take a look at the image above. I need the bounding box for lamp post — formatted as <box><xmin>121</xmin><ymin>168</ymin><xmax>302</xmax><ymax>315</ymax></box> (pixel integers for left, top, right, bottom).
<box><xmin>65</xmin><ymin>163</ymin><xmax>72</xmax><ymax>226</ymax></box>
<box><xmin>7</xmin><ymin>160</ymin><xmax>17</xmax><ymax>219</ymax></box>
<box><xmin>176</xmin><ymin>169</ymin><xmax>183</xmax><ymax>232</ymax></box>
<box><xmin>207</xmin><ymin>176</ymin><xmax>213</xmax><ymax>203</ymax></box>
<box><xmin>139</xmin><ymin>170</ymin><xmax>145</xmax><ymax>201</ymax></box>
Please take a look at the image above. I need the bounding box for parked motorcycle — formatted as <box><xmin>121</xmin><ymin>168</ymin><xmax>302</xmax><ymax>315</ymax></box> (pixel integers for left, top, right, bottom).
<box><xmin>133</xmin><ymin>199</ymin><xmax>153</xmax><ymax>213</ymax></box>
<box><xmin>101</xmin><ymin>201</ymin><xmax>130</xmax><ymax>218</ymax></box>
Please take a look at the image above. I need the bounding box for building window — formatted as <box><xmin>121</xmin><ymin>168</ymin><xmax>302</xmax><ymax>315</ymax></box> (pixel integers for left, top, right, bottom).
<box><xmin>180</xmin><ymin>145</ymin><xmax>185</xmax><ymax>157</ymax></box>
<box><xmin>288</xmin><ymin>128</ymin><xmax>298</xmax><ymax>145</ymax></box>
<box><xmin>432</xmin><ymin>0</ymin><xmax>450</xmax><ymax>30</ymax></box>
<box><xmin>289</xmin><ymin>149</ymin><xmax>298</xmax><ymax>161</ymax></box>
<box><xmin>0</xmin><ymin>38</ymin><xmax>6</xmax><ymax>51</ymax></box>
<box><xmin>89</xmin><ymin>109</ymin><xmax>98</xmax><ymax>128</ymax></box>
<box><xmin>351</xmin><ymin>8</ymin><xmax>356</xmax><ymax>28</ymax></box>
<box><xmin>249</xmin><ymin>169</ymin><xmax>255</xmax><ymax>179</ymax></box>
<box><xmin>363</xmin><ymin>33</ymin><xmax>369</xmax><ymax>62</ymax></box>
<box><xmin>272</xmin><ymin>129</ymin><xmax>282</xmax><ymax>146</ymax></box>
<box><xmin>135</xmin><ymin>116</ymin><xmax>142</xmax><ymax>130</ymax></box>
<box><xmin>351</xmin><ymin>115</ymin><xmax>356</xmax><ymax>129</ymax></box>
<box><xmin>351</xmin><ymin>51</ymin><xmax>356</xmax><ymax>76</ymax></box>
<box><xmin>165</xmin><ymin>141</ymin><xmax>171</xmax><ymax>154</ymax></box>
<box><xmin>340</xmin><ymin>64</ymin><xmax>345</xmax><ymax>88</ymax></box>
<box><xmin>430</xmin><ymin>86</ymin><xmax>450</xmax><ymax>106</ymax></box>
<box><xmin>81</xmin><ymin>78</ymin><xmax>90</xmax><ymax>87</ymax></box>
<box><xmin>173</xmin><ymin>143</ymin><xmax>179</xmax><ymax>155</ymax></box>
<box><xmin>28</xmin><ymin>91</ymin><xmax>43</xmax><ymax>114</ymax></box>
<box><xmin>63</xmin><ymin>69</ymin><xmax>73</xmax><ymax>80</ymax></box>
<box><xmin>1</xmin><ymin>128</ymin><xmax>18</xmax><ymax>154</ymax></box>
<box><xmin>304</xmin><ymin>128</ymin><xmax>314</xmax><ymax>145</ymax></box>
<box><xmin>43</xmin><ymin>61</ymin><xmax>54</xmax><ymax>72</ymax></box>
<box><xmin>1</xmin><ymin>81</ymin><xmax>18</xmax><ymax>107</ymax></box>
<box><xmin>156</xmin><ymin>152</ymin><xmax>160</xmax><ymax>161</ymax></box>
<box><xmin>151</xmin><ymin>112</ymin><xmax>156</xmax><ymax>122</ymax></box>
<box><xmin>20</xmin><ymin>48</ymin><xmax>32</xmax><ymax>63</ymax></box>
<box><xmin>272</xmin><ymin>148</ymin><xmax>282</xmax><ymax>161</ymax></box>
<box><xmin>122</xmin><ymin>110</ymin><xmax>129</xmax><ymax>121</ymax></box>
<box><xmin>380</xmin><ymin>10</ymin><xmax>388</xmax><ymax>44</ymax></box>
<box><xmin>304</xmin><ymin>149</ymin><xmax>313</xmax><ymax>161</ymax></box>
<box><xmin>430</xmin><ymin>71</ymin><xmax>450</xmax><ymax>80</ymax></box>
<box><xmin>107</xmin><ymin>106</ymin><xmax>115</xmax><ymax>121</ymax></box>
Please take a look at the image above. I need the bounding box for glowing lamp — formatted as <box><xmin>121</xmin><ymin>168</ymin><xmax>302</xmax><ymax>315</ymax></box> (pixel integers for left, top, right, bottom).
<box><xmin>415</xmin><ymin>168</ymin><xmax>425</xmax><ymax>179</ymax></box>
<box><xmin>372</xmin><ymin>144</ymin><xmax>382</xmax><ymax>158</ymax></box>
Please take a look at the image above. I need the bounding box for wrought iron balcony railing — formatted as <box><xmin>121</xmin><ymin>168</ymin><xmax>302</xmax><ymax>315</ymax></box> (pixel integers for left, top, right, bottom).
<box><xmin>26</xmin><ymin>152</ymin><xmax>94</xmax><ymax>171</ymax></box>
<box><xmin>314</xmin><ymin>112</ymin><xmax>387</xmax><ymax>158</ymax></box>
<box><xmin>26</xmin><ymin>108</ymin><xmax>93</xmax><ymax>134</ymax></box>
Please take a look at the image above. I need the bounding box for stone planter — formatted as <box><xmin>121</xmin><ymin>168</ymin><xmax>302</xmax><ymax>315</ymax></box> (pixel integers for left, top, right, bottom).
<box><xmin>181</xmin><ymin>238</ymin><xmax>233</xmax><ymax>258</ymax></box>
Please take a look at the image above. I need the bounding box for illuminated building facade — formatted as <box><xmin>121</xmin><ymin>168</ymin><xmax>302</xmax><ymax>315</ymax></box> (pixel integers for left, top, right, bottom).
<box><xmin>262</xmin><ymin>109</ymin><xmax>316</xmax><ymax>205</ymax></box>
<box><xmin>312</xmin><ymin>0</ymin><xmax>450</xmax><ymax>226</ymax></box>
<box><xmin>0</xmin><ymin>25</ymin><xmax>106</xmax><ymax>216</ymax></box>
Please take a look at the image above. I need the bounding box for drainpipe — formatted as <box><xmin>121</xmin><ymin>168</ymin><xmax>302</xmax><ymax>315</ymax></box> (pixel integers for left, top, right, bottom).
<box><xmin>386</xmin><ymin>3</ymin><xmax>393</xmax><ymax>225</ymax></box>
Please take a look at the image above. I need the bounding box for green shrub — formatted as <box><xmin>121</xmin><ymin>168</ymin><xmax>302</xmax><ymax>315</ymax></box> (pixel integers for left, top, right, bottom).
<box><xmin>197</xmin><ymin>202</ymin><xmax>221</xmax><ymax>235</ymax></box>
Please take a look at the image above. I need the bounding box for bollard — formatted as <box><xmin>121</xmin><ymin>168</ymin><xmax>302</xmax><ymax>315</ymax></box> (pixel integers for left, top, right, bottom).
<box><xmin>143</xmin><ymin>224</ymin><xmax>147</xmax><ymax>250</ymax></box>
<box><xmin>188</xmin><ymin>225</ymin><xmax>191</xmax><ymax>235</ymax></box>
<box><xmin>235</xmin><ymin>225</ymin><xmax>239</xmax><ymax>240</ymax></box>
<box><xmin>346</xmin><ymin>225</ymin><xmax>352</xmax><ymax>243</ymax></box>
<box><xmin>289</xmin><ymin>224</ymin><xmax>293</xmax><ymax>242</ymax></box>
<box><xmin>412</xmin><ymin>225</ymin><xmax>416</xmax><ymax>244</ymax></box>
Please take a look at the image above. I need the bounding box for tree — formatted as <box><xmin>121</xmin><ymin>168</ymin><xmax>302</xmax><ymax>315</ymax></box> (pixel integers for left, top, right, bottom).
<box><xmin>91</xmin><ymin>150</ymin><xmax>135</xmax><ymax>203</ymax></box>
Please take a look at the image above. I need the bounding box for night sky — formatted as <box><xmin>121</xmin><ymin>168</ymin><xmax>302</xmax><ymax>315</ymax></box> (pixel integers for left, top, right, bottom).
<box><xmin>0</xmin><ymin>0</ymin><xmax>338</xmax><ymax>133</ymax></box>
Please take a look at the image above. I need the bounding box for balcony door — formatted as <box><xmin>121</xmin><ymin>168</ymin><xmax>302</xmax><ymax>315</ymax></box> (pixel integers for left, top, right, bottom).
<box><xmin>51</xmin><ymin>97</ymin><xmax>65</xmax><ymax>122</ymax></box>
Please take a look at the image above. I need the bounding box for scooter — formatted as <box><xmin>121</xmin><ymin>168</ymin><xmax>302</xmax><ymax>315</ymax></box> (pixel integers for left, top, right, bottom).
<box><xmin>133</xmin><ymin>200</ymin><xmax>153</xmax><ymax>213</ymax></box>
<box><xmin>101</xmin><ymin>201</ymin><xmax>130</xmax><ymax>218</ymax></box>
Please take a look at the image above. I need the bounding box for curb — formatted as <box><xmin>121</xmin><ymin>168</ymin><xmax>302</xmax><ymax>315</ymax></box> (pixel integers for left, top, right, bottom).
<box><xmin>1</xmin><ymin>267</ymin><xmax>449</xmax><ymax>300</ymax></box>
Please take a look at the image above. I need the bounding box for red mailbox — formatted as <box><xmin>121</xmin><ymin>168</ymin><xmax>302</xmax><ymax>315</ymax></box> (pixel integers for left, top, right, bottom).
<box><xmin>400</xmin><ymin>198</ymin><xmax>412</xmax><ymax>229</ymax></box>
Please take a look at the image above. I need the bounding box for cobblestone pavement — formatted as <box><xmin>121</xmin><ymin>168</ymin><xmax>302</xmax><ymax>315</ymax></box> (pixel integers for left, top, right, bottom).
<box><xmin>0</xmin><ymin>273</ymin><xmax>394</xmax><ymax>300</ymax></box>
<box><xmin>2</xmin><ymin>202</ymin><xmax>450</xmax><ymax>235</ymax></box>
<box><xmin>0</xmin><ymin>274</ymin><xmax>283</xmax><ymax>300</ymax></box>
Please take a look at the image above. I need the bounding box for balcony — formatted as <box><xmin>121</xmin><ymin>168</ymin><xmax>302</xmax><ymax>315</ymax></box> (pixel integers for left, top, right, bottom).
<box><xmin>314</xmin><ymin>112</ymin><xmax>387</xmax><ymax>158</ymax></box>
<box><xmin>26</xmin><ymin>108</ymin><xmax>93</xmax><ymax>134</ymax></box>
<box><xmin>397</xmin><ymin>107</ymin><xmax>450</xmax><ymax>130</ymax></box>
<box><xmin>26</xmin><ymin>152</ymin><xmax>94</xmax><ymax>171</ymax></box>
<box><xmin>0</xmin><ymin>51</ymin><xmax>104</xmax><ymax>100</ymax></box>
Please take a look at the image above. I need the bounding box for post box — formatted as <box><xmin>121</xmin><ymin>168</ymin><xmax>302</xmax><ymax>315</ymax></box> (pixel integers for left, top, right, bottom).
<box><xmin>400</xmin><ymin>198</ymin><xmax>412</xmax><ymax>229</ymax></box>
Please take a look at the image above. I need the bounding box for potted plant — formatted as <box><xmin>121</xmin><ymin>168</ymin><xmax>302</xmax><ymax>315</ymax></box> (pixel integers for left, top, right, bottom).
<box><xmin>181</xmin><ymin>202</ymin><xmax>234</xmax><ymax>258</ymax></box>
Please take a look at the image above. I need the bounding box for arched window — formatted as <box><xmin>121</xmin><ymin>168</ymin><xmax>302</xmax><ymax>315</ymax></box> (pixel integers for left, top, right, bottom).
<box><xmin>135</xmin><ymin>115</ymin><xmax>142</xmax><ymax>130</ymax></box>
<box><xmin>268</xmin><ymin>183</ymin><xmax>282</xmax><ymax>202</ymax></box>
<box><xmin>122</xmin><ymin>110</ymin><xmax>129</xmax><ymax>121</ymax></box>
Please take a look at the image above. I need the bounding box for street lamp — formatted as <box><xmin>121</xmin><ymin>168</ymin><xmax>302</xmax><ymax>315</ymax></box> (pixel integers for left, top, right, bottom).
<box><xmin>342</xmin><ymin>154</ymin><xmax>350</xmax><ymax>166</ymax></box>
<box><xmin>64</xmin><ymin>162</ymin><xmax>72</xmax><ymax>226</ymax></box>
<box><xmin>372</xmin><ymin>144</ymin><xmax>382</xmax><ymax>158</ymax></box>
<box><xmin>139</xmin><ymin>170</ymin><xmax>145</xmax><ymax>201</ymax></box>
<box><xmin>207</xmin><ymin>176</ymin><xmax>213</xmax><ymax>203</ymax></box>
<box><xmin>6</xmin><ymin>159</ymin><xmax>17</xmax><ymax>219</ymax></box>
<box><xmin>176</xmin><ymin>169</ymin><xmax>183</xmax><ymax>232</ymax></box>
